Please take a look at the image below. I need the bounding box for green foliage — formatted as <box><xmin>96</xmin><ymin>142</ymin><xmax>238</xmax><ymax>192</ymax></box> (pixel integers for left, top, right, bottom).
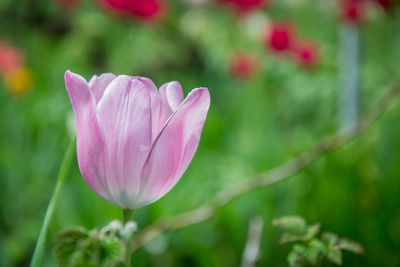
<box><xmin>0</xmin><ymin>0</ymin><xmax>400</xmax><ymax>266</ymax></box>
<box><xmin>274</xmin><ymin>216</ymin><xmax>363</xmax><ymax>267</ymax></box>
<box><xmin>54</xmin><ymin>220</ymin><xmax>136</xmax><ymax>267</ymax></box>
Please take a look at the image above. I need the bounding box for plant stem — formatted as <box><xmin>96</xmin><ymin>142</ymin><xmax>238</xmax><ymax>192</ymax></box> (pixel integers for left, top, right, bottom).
<box><xmin>30</xmin><ymin>138</ymin><xmax>76</xmax><ymax>267</ymax></box>
<box><xmin>123</xmin><ymin>209</ymin><xmax>134</xmax><ymax>225</ymax></box>
<box><xmin>123</xmin><ymin>209</ymin><xmax>134</xmax><ymax>266</ymax></box>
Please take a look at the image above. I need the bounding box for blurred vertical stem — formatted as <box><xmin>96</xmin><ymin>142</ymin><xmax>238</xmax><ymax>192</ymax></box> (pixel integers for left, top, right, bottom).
<box><xmin>339</xmin><ymin>22</ymin><xmax>361</xmax><ymax>130</ymax></box>
<box><xmin>123</xmin><ymin>209</ymin><xmax>134</xmax><ymax>266</ymax></box>
<box><xmin>30</xmin><ymin>138</ymin><xmax>76</xmax><ymax>267</ymax></box>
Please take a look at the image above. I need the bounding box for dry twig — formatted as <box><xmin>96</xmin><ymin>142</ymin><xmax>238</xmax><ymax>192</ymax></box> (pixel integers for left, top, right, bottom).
<box><xmin>131</xmin><ymin>82</ymin><xmax>400</xmax><ymax>251</ymax></box>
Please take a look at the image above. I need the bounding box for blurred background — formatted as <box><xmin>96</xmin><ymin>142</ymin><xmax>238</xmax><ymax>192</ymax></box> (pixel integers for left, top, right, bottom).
<box><xmin>1</xmin><ymin>0</ymin><xmax>400</xmax><ymax>266</ymax></box>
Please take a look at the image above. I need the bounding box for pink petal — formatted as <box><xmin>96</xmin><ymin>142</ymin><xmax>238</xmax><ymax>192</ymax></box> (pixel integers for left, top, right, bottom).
<box><xmin>159</xmin><ymin>81</ymin><xmax>184</xmax><ymax>111</ymax></box>
<box><xmin>64</xmin><ymin>71</ymin><xmax>115</xmax><ymax>204</ymax></box>
<box><xmin>97</xmin><ymin>76</ymin><xmax>153</xmax><ymax>208</ymax></box>
<box><xmin>88</xmin><ymin>73</ymin><xmax>116</xmax><ymax>103</ymax></box>
<box><xmin>136</xmin><ymin>87</ymin><xmax>210</xmax><ymax>208</ymax></box>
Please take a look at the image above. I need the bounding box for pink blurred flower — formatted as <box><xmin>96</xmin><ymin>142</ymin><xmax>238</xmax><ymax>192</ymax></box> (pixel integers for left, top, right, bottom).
<box><xmin>265</xmin><ymin>22</ymin><xmax>294</xmax><ymax>52</ymax></box>
<box><xmin>100</xmin><ymin>0</ymin><xmax>165</xmax><ymax>21</ymax></box>
<box><xmin>126</xmin><ymin>0</ymin><xmax>164</xmax><ymax>20</ymax></box>
<box><xmin>0</xmin><ymin>41</ymin><xmax>24</xmax><ymax>75</ymax></box>
<box><xmin>64</xmin><ymin>71</ymin><xmax>210</xmax><ymax>209</ymax></box>
<box><xmin>338</xmin><ymin>0</ymin><xmax>366</xmax><ymax>24</ymax></box>
<box><xmin>292</xmin><ymin>40</ymin><xmax>320</xmax><ymax>68</ymax></box>
<box><xmin>229</xmin><ymin>51</ymin><xmax>259</xmax><ymax>79</ymax></box>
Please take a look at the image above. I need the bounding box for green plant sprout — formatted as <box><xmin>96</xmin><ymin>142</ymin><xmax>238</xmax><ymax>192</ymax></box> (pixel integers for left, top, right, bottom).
<box><xmin>55</xmin><ymin>220</ymin><xmax>137</xmax><ymax>267</ymax></box>
<box><xmin>273</xmin><ymin>216</ymin><xmax>364</xmax><ymax>267</ymax></box>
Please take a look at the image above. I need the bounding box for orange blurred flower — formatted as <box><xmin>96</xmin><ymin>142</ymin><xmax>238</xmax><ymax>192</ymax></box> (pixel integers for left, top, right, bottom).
<box><xmin>4</xmin><ymin>67</ymin><xmax>33</xmax><ymax>96</ymax></box>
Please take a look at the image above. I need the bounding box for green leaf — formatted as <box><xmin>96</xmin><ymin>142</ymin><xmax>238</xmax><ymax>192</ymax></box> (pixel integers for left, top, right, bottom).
<box><xmin>287</xmin><ymin>244</ymin><xmax>306</xmax><ymax>267</ymax></box>
<box><xmin>273</xmin><ymin>216</ymin><xmax>307</xmax><ymax>234</ymax></box>
<box><xmin>55</xmin><ymin>228</ymin><xmax>89</xmax><ymax>243</ymax></box>
<box><xmin>305</xmin><ymin>223</ymin><xmax>321</xmax><ymax>240</ymax></box>
<box><xmin>30</xmin><ymin>139</ymin><xmax>76</xmax><ymax>267</ymax></box>
<box><xmin>339</xmin><ymin>238</ymin><xmax>364</xmax><ymax>254</ymax></box>
<box><xmin>304</xmin><ymin>239</ymin><xmax>326</xmax><ymax>265</ymax></box>
<box><xmin>322</xmin><ymin>232</ymin><xmax>339</xmax><ymax>246</ymax></box>
<box><xmin>99</xmin><ymin>239</ymin><xmax>125</xmax><ymax>264</ymax></box>
<box><xmin>280</xmin><ymin>232</ymin><xmax>305</xmax><ymax>244</ymax></box>
<box><xmin>327</xmin><ymin>246</ymin><xmax>342</xmax><ymax>265</ymax></box>
<box><xmin>279</xmin><ymin>223</ymin><xmax>321</xmax><ymax>244</ymax></box>
<box><xmin>54</xmin><ymin>228</ymin><xmax>89</xmax><ymax>267</ymax></box>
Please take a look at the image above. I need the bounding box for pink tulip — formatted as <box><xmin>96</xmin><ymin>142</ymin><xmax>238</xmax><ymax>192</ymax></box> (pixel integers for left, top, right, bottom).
<box><xmin>64</xmin><ymin>71</ymin><xmax>210</xmax><ymax>209</ymax></box>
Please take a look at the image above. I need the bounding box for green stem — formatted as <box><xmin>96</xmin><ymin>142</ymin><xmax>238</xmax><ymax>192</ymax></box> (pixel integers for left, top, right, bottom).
<box><xmin>30</xmin><ymin>138</ymin><xmax>76</xmax><ymax>267</ymax></box>
<box><xmin>123</xmin><ymin>209</ymin><xmax>134</xmax><ymax>226</ymax></box>
<box><xmin>123</xmin><ymin>209</ymin><xmax>134</xmax><ymax>266</ymax></box>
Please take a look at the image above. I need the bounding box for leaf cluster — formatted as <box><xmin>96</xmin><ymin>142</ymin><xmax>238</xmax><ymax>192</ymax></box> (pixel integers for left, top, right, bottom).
<box><xmin>54</xmin><ymin>220</ymin><xmax>136</xmax><ymax>267</ymax></box>
<box><xmin>273</xmin><ymin>216</ymin><xmax>363</xmax><ymax>267</ymax></box>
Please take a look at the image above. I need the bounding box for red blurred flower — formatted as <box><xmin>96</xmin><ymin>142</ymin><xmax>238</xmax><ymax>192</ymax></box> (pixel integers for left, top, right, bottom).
<box><xmin>0</xmin><ymin>41</ymin><xmax>24</xmax><ymax>75</ymax></box>
<box><xmin>220</xmin><ymin>0</ymin><xmax>268</xmax><ymax>13</ymax></box>
<box><xmin>292</xmin><ymin>40</ymin><xmax>320</xmax><ymax>68</ymax></box>
<box><xmin>339</xmin><ymin>0</ymin><xmax>366</xmax><ymax>24</ymax></box>
<box><xmin>265</xmin><ymin>22</ymin><xmax>294</xmax><ymax>52</ymax></box>
<box><xmin>229</xmin><ymin>51</ymin><xmax>258</xmax><ymax>79</ymax></box>
<box><xmin>126</xmin><ymin>0</ymin><xmax>164</xmax><ymax>20</ymax></box>
<box><xmin>100</xmin><ymin>0</ymin><xmax>165</xmax><ymax>21</ymax></box>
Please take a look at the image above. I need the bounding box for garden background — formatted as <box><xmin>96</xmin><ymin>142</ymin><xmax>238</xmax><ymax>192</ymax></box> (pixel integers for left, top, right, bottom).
<box><xmin>1</xmin><ymin>0</ymin><xmax>400</xmax><ymax>266</ymax></box>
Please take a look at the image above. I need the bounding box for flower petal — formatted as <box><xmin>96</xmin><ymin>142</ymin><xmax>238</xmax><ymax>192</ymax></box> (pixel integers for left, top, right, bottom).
<box><xmin>64</xmin><ymin>71</ymin><xmax>113</xmax><ymax>204</ymax></box>
<box><xmin>159</xmin><ymin>81</ymin><xmax>184</xmax><ymax>111</ymax></box>
<box><xmin>130</xmin><ymin>76</ymin><xmax>167</xmax><ymax>142</ymax></box>
<box><xmin>97</xmin><ymin>76</ymin><xmax>153</xmax><ymax>208</ymax></box>
<box><xmin>88</xmin><ymin>73</ymin><xmax>116</xmax><ymax>104</ymax></box>
<box><xmin>136</xmin><ymin>87</ymin><xmax>210</xmax><ymax>208</ymax></box>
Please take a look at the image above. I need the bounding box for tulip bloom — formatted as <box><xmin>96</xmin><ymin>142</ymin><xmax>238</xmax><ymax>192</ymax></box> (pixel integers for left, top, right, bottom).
<box><xmin>65</xmin><ymin>71</ymin><xmax>210</xmax><ymax>209</ymax></box>
<box><xmin>229</xmin><ymin>51</ymin><xmax>259</xmax><ymax>80</ymax></box>
<box><xmin>101</xmin><ymin>0</ymin><xmax>165</xmax><ymax>21</ymax></box>
<box><xmin>292</xmin><ymin>41</ymin><xmax>320</xmax><ymax>68</ymax></box>
<box><xmin>338</xmin><ymin>0</ymin><xmax>366</xmax><ymax>24</ymax></box>
<box><xmin>266</xmin><ymin>22</ymin><xmax>294</xmax><ymax>53</ymax></box>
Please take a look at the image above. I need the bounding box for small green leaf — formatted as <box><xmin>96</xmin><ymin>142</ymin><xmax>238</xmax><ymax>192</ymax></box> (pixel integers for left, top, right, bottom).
<box><xmin>327</xmin><ymin>246</ymin><xmax>342</xmax><ymax>265</ymax></box>
<box><xmin>322</xmin><ymin>232</ymin><xmax>339</xmax><ymax>246</ymax></box>
<box><xmin>279</xmin><ymin>223</ymin><xmax>321</xmax><ymax>244</ymax></box>
<box><xmin>99</xmin><ymin>239</ymin><xmax>125</xmax><ymax>264</ymax></box>
<box><xmin>339</xmin><ymin>238</ymin><xmax>364</xmax><ymax>254</ymax></box>
<box><xmin>280</xmin><ymin>232</ymin><xmax>304</xmax><ymax>244</ymax></box>
<box><xmin>55</xmin><ymin>228</ymin><xmax>89</xmax><ymax>267</ymax></box>
<box><xmin>304</xmin><ymin>239</ymin><xmax>326</xmax><ymax>265</ymax></box>
<box><xmin>273</xmin><ymin>216</ymin><xmax>307</xmax><ymax>234</ymax></box>
<box><xmin>55</xmin><ymin>228</ymin><xmax>89</xmax><ymax>243</ymax></box>
<box><xmin>287</xmin><ymin>244</ymin><xmax>306</xmax><ymax>267</ymax></box>
<box><xmin>305</xmin><ymin>223</ymin><xmax>321</xmax><ymax>240</ymax></box>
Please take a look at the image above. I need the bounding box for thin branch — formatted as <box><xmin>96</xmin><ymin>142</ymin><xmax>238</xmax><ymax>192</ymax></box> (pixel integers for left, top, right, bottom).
<box><xmin>132</xmin><ymin>82</ymin><xmax>400</xmax><ymax>251</ymax></box>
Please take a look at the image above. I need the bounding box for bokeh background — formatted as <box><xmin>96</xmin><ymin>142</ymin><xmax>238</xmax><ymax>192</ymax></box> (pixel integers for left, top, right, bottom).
<box><xmin>1</xmin><ymin>0</ymin><xmax>400</xmax><ymax>266</ymax></box>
